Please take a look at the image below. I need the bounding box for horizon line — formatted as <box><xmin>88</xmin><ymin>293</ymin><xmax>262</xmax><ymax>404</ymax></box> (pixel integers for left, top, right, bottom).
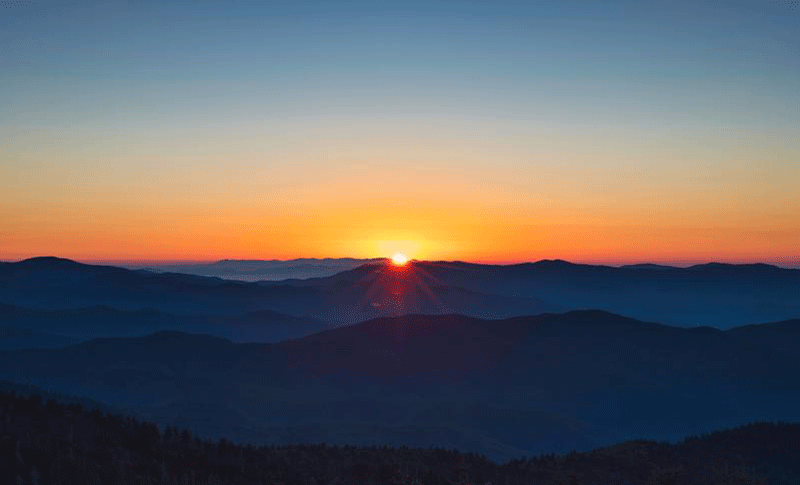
<box><xmin>2</xmin><ymin>255</ymin><xmax>799</xmax><ymax>270</ymax></box>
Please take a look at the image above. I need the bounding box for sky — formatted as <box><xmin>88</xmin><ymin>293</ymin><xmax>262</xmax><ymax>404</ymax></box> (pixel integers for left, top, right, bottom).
<box><xmin>1</xmin><ymin>0</ymin><xmax>798</xmax><ymax>265</ymax></box>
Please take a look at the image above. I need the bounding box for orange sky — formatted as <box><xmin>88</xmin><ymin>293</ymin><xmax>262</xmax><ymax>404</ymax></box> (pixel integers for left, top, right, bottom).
<box><xmin>2</xmin><ymin>130</ymin><xmax>798</xmax><ymax>265</ymax></box>
<box><xmin>2</xmin><ymin>170</ymin><xmax>798</xmax><ymax>266</ymax></box>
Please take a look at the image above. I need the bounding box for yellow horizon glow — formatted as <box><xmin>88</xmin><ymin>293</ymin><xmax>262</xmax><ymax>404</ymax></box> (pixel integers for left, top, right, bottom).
<box><xmin>391</xmin><ymin>253</ymin><xmax>409</xmax><ymax>266</ymax></box>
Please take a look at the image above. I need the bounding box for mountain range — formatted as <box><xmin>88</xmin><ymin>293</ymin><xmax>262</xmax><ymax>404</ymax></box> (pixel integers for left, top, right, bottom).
<box><xmin>4</xmin><ymin>387</ymin><xmax>796</xmax><ymax>484</ymax></box>
<box><xmin>3</xmin><ymin>256</ymin><xmax>800</xmax><ymax>328</ymax></box>
<box><xmin>3</xmin><ymin>256</ymin><xmax>800</xmax><ymax>461</ymax></box>
<box><xmin>0</xmin><ymin>257</ymin><xmax>556</xmax><ymax>325</ymax></box>
<box><xmin>280</xmin><ymin>259</ymin><xmax>800</xmax><ymax>328</ymax></box>
<box><xmin>2</xmin><ymin>310</ymin><xmax>800</xmax><ymax>461</ymax></box>
<box><xmin>0</xmin><ymin>303</ymin><xmax>328</xmax><ymax>349</ymax></box>
<box><xmin>126</xmin><ymin>258</ymin><xmax>383</xmax><ymax>282</ymax></box>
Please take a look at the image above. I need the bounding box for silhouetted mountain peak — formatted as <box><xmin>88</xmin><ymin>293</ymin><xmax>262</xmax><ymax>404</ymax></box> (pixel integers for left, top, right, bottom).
<box><xmin>535</xmin><ymin>259</ymin><xmax>575</xmax><ymax>266</ymax></box>
<box><xmin>728</xmin><ymin>318</ymin><xmax>800</xmax><ymax>334</ymax></box>
<box><xmin>16</xmin><ymin>256</ymin><xmax>83</xmax><ymax>267</ymax></box>
<box><xmin>519</xmin><ymin>310</ymin><xmax>675</xmax><ymax>334</ymax></box>
<box><xmin>687</xmin><ymin>262</ymin><xmax>787</xmax><ymax>273</ymax></box>
<box><xmin>620</xmin><ymin>263</ymin><xmax>677</xmax><ymax>270</ymax></box>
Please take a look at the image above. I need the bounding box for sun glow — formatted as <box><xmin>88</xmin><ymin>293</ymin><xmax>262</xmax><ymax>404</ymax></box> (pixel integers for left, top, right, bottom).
<box><xmin>391</xmin><ymin>253</ymin><xmax>408</xmax><ymax>266</ymax></box>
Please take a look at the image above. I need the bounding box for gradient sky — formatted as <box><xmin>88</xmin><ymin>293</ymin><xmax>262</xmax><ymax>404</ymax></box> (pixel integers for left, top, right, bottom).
<box><xmin>1</xmin><ymin>0</ymin><xmax>798</xmax><ymax>265</ymax></box>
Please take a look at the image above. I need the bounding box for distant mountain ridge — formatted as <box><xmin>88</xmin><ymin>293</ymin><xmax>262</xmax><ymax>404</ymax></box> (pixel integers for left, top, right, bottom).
<box><xmin>4</xmin><ymin>256</ymin><xmax>800</xmax><ymax>327</ymax></box>
<box><xmin>0</xmin><ymin>257</ymin><xmax>559</xmax><ymax>324</ymax></box>
<box><xmin>281</xmin><ymin>258</ymin><xmax>800</xmax><ymax>328</ymax></box>
<box><xmin>125</xmin><ymin>257</ymin><xmax>386</xmax><ymax>282</ymax></box>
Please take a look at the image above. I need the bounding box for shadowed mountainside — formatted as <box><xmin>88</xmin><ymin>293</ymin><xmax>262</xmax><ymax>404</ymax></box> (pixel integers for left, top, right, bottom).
<box><xmin>0</xmin><ymin>257</ymin><xmax>556</xmax><ymax>324</ymax></box>
<box><xmin>2</xmin><ymin>310</ymin><xmax>800</xmax><ymax>461</ymax></box>
<box><xmin>273</xmin><ymin>259</ymin><xmax>800</xmax><ymax>328</ymax></box>
<box><xmin>4</xmin><ymin>388</ymin><xmax>798</xmax><ymax>484</ymax></box>
<box><xmin>0</xmin><ymin>303</ymin><xmax>329</xmax><ymax>348</ymax></box>
<box><xmin>5</xmin><ymin>256</ymin><xmax>800</xmax><ymax>328</ymax></box>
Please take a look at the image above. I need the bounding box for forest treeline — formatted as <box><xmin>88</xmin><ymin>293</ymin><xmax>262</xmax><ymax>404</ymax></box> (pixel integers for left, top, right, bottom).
<box><xmin>1</xmin><ymin>390</ymin><xmax>798</xmax><ymax>485</ymax></box>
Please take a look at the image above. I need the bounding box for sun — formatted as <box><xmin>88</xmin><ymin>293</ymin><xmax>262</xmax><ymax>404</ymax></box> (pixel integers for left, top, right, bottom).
<box><xmin>391</xmin><ymin>253</ymin><xmax>408</xmax><ymax>266</ymax></box>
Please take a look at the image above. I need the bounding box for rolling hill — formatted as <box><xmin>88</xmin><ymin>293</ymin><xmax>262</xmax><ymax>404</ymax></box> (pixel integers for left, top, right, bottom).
<box><xmin>4</xmin><ymin>388</ymin><xmax>796</xmax><ymax>484</ymax></box>
<box><xmin>274</xmin><ymin>259</ymin><xmax>800</xmax><ymax>328</ymax></box>
<box><xmin>2</xmin><ymin>310</ymin><xmax>800</xmax><ymax>460</ymax></box>
<box><xmin>0</xmin><ymin>258</ymin><xmax>557</xmax><ymax>324</ymax></box>
<box><xmin>0</xmin><ymin>303</ymin><xmax>329</xmax><ymax>348</ymax></box>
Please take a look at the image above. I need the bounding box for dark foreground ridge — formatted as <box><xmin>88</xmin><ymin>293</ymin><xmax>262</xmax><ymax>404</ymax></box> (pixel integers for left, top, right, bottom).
<box><xmin>3</xmin><ymin>311</ymin><xmax>800</xmax><ymax>461</ymax></box>
<box><xmin>1</xmin><ymin>389</ymin><xmax>795</xmax><ymax>485</ymax></box>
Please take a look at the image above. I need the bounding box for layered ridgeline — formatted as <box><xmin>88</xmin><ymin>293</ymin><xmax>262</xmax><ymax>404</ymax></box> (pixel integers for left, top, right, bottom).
<box><xmin>0</xmin><ymin>304</ymin><xmax>328</xmax><ymax>349</ymax></box>
<box><xmin>127</xmin><ymin>258</ymin><xmax>384</xmax><ymax>282</ymax></box>
<box><xmin>277</xmin><ymin>259</ymin><xmax>800</xmax><ymax>328</ymax></box>
<box><xmin>2</xmin><ymin>311</ymin><xmax>800</xmax><ymax>461</ymax></box>
<box><xmin>3</xmin><ymin>257</ymin><xmax>800</xmax><ymax>329</ymax></box>
<box><xmin>0</xmin><ymin>258</ymin><xmax>556</xmax><ymax>329</ymax></box>
<box><xmin>3</xmin><ymin>389</ymin><xmax>797</xmax><ymax>485</ymax></box>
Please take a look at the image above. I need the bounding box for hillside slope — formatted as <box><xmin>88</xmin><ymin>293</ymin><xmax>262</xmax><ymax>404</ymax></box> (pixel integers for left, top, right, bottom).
<box><xmin>2</xmin><ymin>311</ymin><xmax>800</xmax><ymax>460</ymax></box>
